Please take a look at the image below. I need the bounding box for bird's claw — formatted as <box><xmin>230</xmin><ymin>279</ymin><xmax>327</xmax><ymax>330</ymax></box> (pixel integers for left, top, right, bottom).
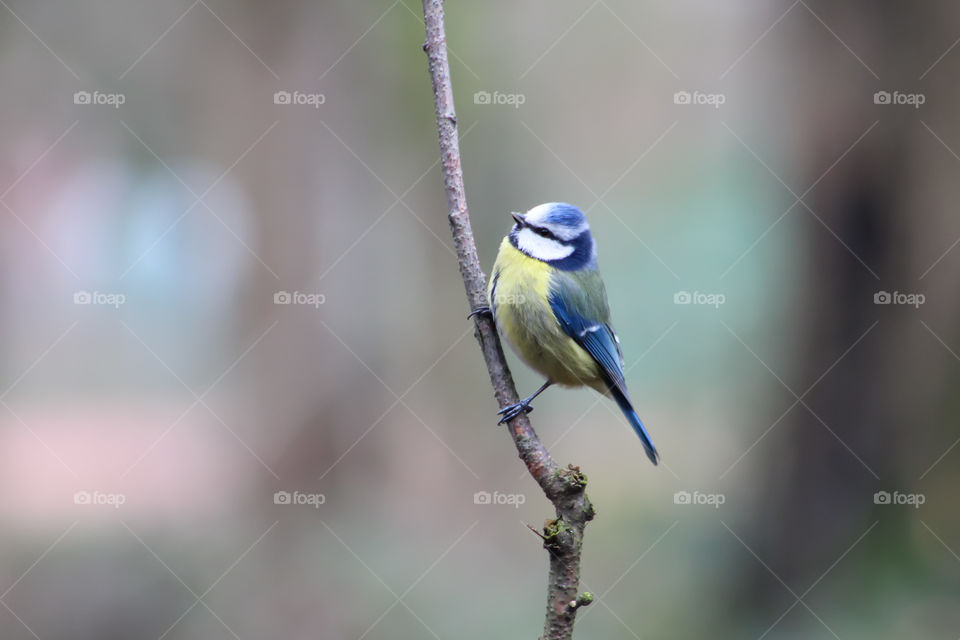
<box><xmin>468</xmin><ymin>305</ymin><xmax>492</xmax><ymax>320</ymax></box>
<box><xmin>497</xmin><ymin>401</ymin><xmax>534</xmax><ymax>424</ymax></box>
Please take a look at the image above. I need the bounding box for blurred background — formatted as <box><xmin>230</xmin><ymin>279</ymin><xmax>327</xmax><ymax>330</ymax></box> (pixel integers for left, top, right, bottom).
<box><xmin>1</xmin><ymin>1</ymin><xmax>959</xmax><ymax>638</ymax></box>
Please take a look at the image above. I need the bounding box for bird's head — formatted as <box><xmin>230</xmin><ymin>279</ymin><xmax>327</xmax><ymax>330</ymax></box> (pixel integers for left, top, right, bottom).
<box><xmin>509</xmin><ymin>202</ymin><xmax>596</xmax><ymax>269</ymax></box>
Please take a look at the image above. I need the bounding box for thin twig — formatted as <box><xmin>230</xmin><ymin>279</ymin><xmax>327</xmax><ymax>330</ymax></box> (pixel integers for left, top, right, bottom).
<box><xmin>420</xmin><ymin>2</ymin><xmax>594</xmax><ymax>638</ymax></box>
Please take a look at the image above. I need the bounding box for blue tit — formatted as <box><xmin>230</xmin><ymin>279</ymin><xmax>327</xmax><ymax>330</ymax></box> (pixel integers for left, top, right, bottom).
<box><xmin>484</xmin><ymin>202</ymin><xmax>659</xmax><ymax>465</ymax></box>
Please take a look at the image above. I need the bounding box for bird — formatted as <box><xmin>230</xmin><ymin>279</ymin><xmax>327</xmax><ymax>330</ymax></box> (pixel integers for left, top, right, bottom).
<box><xmin>478</xmin><ymin>202</ymin><xmax>659</xmax><ymax>465</ymax></box>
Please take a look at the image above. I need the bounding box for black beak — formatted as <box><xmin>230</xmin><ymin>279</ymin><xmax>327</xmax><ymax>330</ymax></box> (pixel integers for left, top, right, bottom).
<box><xmin>511</xmin><ymin>212</ymin><xmax>525</xmax><ymax>226</ymax></box>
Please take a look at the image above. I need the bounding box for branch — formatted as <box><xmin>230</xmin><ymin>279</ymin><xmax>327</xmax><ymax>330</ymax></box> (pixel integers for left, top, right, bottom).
<box><xmin>420</xmin><ymin>3</ymin><xmax>594</xmax><ymax>638</ymax></box>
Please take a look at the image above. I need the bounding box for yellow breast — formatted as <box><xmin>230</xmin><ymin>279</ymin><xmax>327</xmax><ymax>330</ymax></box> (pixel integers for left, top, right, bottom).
<box><xmin>488</xmin><ymin>238</ymin><xmax>602</xmax><ymax>388</ymax></box>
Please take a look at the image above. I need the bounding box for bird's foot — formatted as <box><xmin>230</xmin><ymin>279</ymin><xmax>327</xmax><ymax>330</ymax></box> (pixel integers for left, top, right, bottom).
<box><xmin>497</xmin><ymin>400</ymin><xmax>534</xmax><ymax>425</ymax></box>
<box><xmin>468</xmin><ymin>305</ymin><xmax>491</xmax><ymax>320</ymax></box>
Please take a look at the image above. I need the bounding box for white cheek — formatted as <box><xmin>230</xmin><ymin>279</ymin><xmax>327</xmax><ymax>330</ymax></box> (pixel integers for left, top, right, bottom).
<box><xmin>517</xmin><ymin>228</ymin><xmax>574</xmax><ymax>261</ymax></box>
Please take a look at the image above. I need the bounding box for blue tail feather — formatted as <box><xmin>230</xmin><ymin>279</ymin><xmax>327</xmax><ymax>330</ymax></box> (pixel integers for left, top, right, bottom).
<box><xmin>610</xmin><ymin>387</ymin><xmax>659</xmax><ymax>466</ymax></box>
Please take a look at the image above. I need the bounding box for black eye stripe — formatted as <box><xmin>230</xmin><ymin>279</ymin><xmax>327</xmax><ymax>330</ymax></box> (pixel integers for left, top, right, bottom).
<box><xmin>529</xmin><ymin>224</ymin><xmax>557</xmax><ymax>240</ymax></box>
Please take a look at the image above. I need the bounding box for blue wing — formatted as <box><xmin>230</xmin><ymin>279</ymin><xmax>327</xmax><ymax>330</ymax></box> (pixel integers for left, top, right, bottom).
<box><xmin>550</xmin><ymin>293</ymin><xmax>626</xmax><ymax>392</ymax></box>
<box><xmin>549</xmin><ymin>276</ymin><xmax>659</xmax><ymax>465</ymax></box>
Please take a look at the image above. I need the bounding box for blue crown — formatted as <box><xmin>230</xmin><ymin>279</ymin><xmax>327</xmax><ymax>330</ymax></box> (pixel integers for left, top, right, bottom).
<box><xmin>541</xmin><ymin>203</ymin><xmax>587</xmax><ymax>228</ymax></box>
